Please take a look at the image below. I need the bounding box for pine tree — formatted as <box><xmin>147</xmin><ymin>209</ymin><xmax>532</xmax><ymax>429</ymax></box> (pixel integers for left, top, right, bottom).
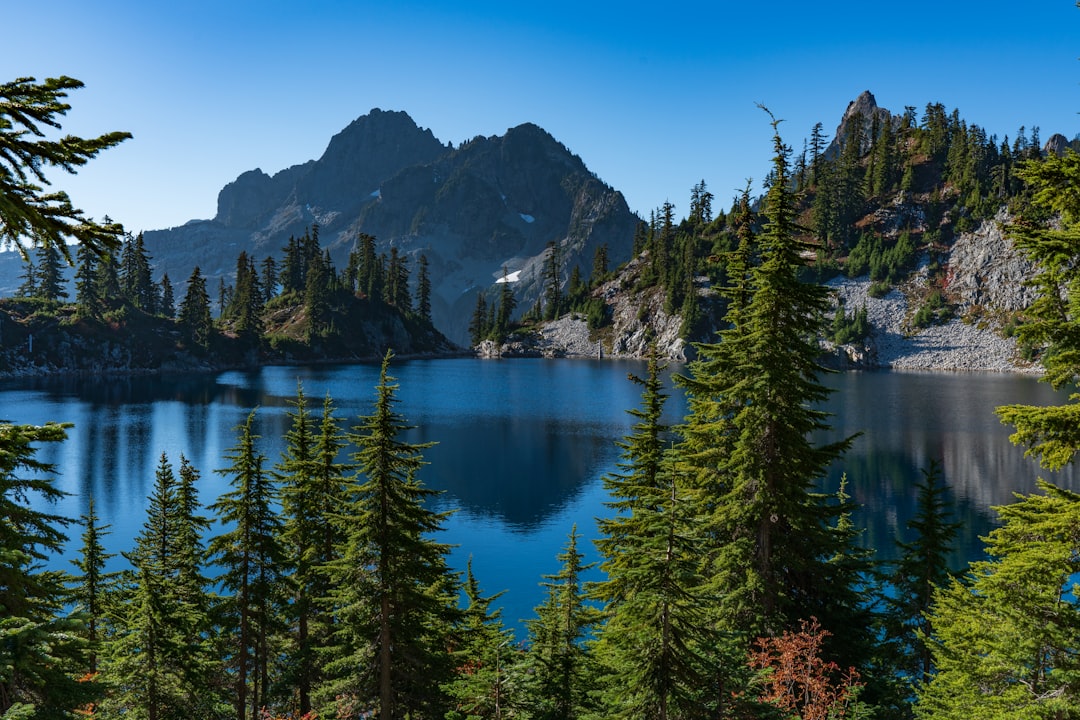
<box><xmin>69</xmin><ymin>497</ymin><xmax>117</xmax><ymax>677</ymax></box>
<box><xmin>470</xmin><ymin>292</ymin><xmax>490</xmax><ymax>346</ymax></box>
<box><xmin>590</xmin><ymin>350</ymin><xmax>716</xmax><ymax>719</ymax></box>
<box><xmin>208</xmin><ymin>411</ymin><xmax>285</xmax><ymax>720</ymax></box>
<box><xmin>590</xmin><ymin>244</ymin><xmax>609</xmax><ymax>285</ymax></box>
<box><xmin>0</xmin><ymin>422</ymin><xmax>97</xmax><ymax>716</ymax></box>
<box><xmin>35</xmin><ymin>239</ymin><xmax>68</xmax><ymax>302</ymax></box>
<box><xmin>522</xmin><ymin>527</ymin><xmax>598</xmax><ymax>720</ymax></box>
<box><xmin>276</xmin><ymin>386</ymin><xmax>348</xmax><ymax>715</ymax></box>
<box><xmin>16</xmin><ymin>257</ymin><xmax>36</xmax><ymax>298</ymax></box>
<box><xmin>178</xmin><ymin>266</ymin><xmax>213</xmax><ymax>351</ymax></box>
<box><xmin>914</xmin><ymin>482</ymin><xmax>1080</xmax><ymax>718</ymax></box>
<box><xmin>676</xmin><ymin>109</ymin><xmax>862</xmax><ymax>660</ymax></box>
<box><xmin>260</xmin><ymin>256</ymin><xmax>278</xmax><ymax>303</ymax></box>
<box><xmin>318</xmin><ymin>350</ymin><xmax>460</xmax><ymax>719</ymax></box>
<box><xmin>304</xmin><ymin>252</ymin><xmax>330</xmax><ymax>341</ymax></box>
<box><xmin>0</xmin><ymin>76</ymin><xmax>130</xmax><ymax>260</ymax></box>
<box><xmin>443</xmin><ymin>559</ymin><xmax>516</xmax><ymax>720</ymax></box>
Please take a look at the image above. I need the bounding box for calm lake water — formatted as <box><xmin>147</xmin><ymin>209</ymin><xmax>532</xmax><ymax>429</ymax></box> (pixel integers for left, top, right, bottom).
<box><xmin>11</xmin><ymin>358</ymin><xmax>1078</xmax><ymax>635</ymax></box>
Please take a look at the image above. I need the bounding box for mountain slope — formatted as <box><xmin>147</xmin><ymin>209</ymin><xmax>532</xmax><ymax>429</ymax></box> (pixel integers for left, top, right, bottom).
<box><xmin>140</xmin><ymin>110</ymin><xmax>640</xmax><ymax>343</ymax></box>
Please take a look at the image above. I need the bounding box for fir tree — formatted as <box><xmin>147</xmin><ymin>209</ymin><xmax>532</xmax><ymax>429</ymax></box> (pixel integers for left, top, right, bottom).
<box><xmin>676</xmin><ymin>109</ymin><xmax>862</xmax><ymax>662</ymax></box>
<box><xmin>0</xmin><ymin>422</ymin><xmax>97</xmax><ymax>716</ymax></box>
<box><xmin>416</xmin><ymin>252</ymin><xmax>433</xmax><ymax>324</ymax></box>
<box><xmin>275</xmin><ymin>386</ymin><xmax>348</xmax><ymax>715</ymax></box>
<box><xmin>178</xmin><ymin>266</ymin><xmax>212</xmax><ymax>351</ymax></box>
<box><xmin>590</xmin><ymin>350</ymin><xmax>716</xmax><ymax>720</ymax></box>
<box><xmin>74</xmin><ymin>241</ymin><xmax>101</xmax><ymax>317</ymax></box>
<box><xmin>35</xmin><ymin>240</ymin><xmax>68</xmax><ymax>302</ymax></box>
<box><xmin>0</xmin><ymin>76</ymin><xmax>130</xmax><ymax>260</ymax></box>
<box><xmin>523</xmin><ymin>527</ymin><xmax>598</xmax><ymax>720</ymax></box>
<box><xmin>914</xmin><ymin>482</ymin><xmax>1080</xmax><ymax>718</ymax></box>
<box><xmin>318</xmin><ymin>350</ymin><xmax>460</xmax><ymax>719</ymax></box>
<box><xmin>159</xmin><ymin>273</ymin><xmax>175</xmax><ymax>319</ymax></box>
<box><xmin>884</xmin><ymin>461</ymin><xmax>961</xmax><ymax>688</ymax></box>
<box><xmin>208</xmin><ymin>411</ymin><xmax>285</xmax><ymax>720</ymax></box>
<box><xmin>69</xmin><ymin>497</ymin><xmax>117</xmax><ymax>676</ymax></box>
<box><xmin>443</xmin><ymin>559</ymin><xmax>516</xmax><ymax>720</ymax></box>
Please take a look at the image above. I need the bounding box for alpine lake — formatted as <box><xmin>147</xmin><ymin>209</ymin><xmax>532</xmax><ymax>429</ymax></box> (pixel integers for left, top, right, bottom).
<box><xmin>12</xmin><ymin>357</ymin><xmax>1079</xmax><ymax>635</ymax></box>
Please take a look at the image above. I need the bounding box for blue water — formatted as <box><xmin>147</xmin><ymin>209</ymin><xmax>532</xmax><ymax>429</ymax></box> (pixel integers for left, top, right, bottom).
<box><xmin>9</xmin><ymin>359</ymin><xmax>1077</xmax><ymax>636</ymax></box>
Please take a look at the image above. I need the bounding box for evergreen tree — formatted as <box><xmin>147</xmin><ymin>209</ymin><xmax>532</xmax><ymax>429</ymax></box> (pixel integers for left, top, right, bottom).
<box><xmin>35</xmin><ymin>240</ymin><xmax>68</xmax><ymax>302</ymax></box>
<box><xmin>93</xmin><ymin>246</ymin><xmax>121</xmax><ymax>310</ymax></box>
<box><xmin>590</xmin><ymin>244</ymin><xmax>609</xmax><ymax>286</ymax></box>
<box><xmin>443</xmin><ymin>559</ymin><xmax>516</xmax><ymax>720</ymax></box>
<box><xmin>304</xmin><ymin>252</ymin><xmax>330</xmax><ymax>341</ymax></box>
<box><xmin>469</xmin><ymin>292</ymin><xmax>490</xmax><ymax>347</ymax></box>
<box><xmin>208</xmin><ymin>411</ymin><xmax>285</xmax><ymax>720</ymax></box>
<box><xmin>676</xmin><ymin>109</ymin><xmax>862</xmax><ymax>661</ymax></box>
<box><xmin>496</xmin><ymin>268</ymin><xmax>517</xmax><ymax>340</ymax></box>
<box><xmin>16</xmin><ymin>257</ymin><xmax>36</xmax><ymax>298</ymax></box>
<box><xmin>542</xmin><ymin>241</ymin><xmax>562</xmax><ymax>321</ymax></box>
<box><xmin>178</xmin><ymin>266</ymin><xmax>212</xmax><ymax>351</ymax></box>
<box><xmin>0</xmin><ymin>76</ymin><xmax>130</xmax><ymax>260</ymax></box>
<box><xmin>590</xmin><ymin>350</ymin><xmax>717</xmax><ymax>720</ymax></box>
<box><xmin>0</xmin><ymin>421</ymin><xmax>97</xmax><ymax>717</ymax></box>
<box><xmin>69</xmin><ymin>497</ymin><xmax>117</xmax><ymax>677</ymax></box>
<box><xmin>260</xmin><ymin>256</ymin><xmax>278</xmax><ymax>303</ymax></box>
<box><xmin>102</xmin><ymin>453</ymin><xmax>223</xmax><ymax>719</ymax></box>
<box><xmin>120</xmin><ymin>232</ymin><xmax>155</xmax><ymax>312</ymax></box>
<box><xmin>318</xmin><ymin>350</ymin><xmax>460</xmax><ymax>719</ymax></box>
<box><xmin>275</xmin><ymin>386</ymin><xmax>348</xmax><ymax>716</ymax></box>
<box><xmin>914</xmin><ymin>482</ymin><xmax>1080</xmax><ymax>718</ymax></box>
<box><xmin>522</xmin><ymin>527</ymin><xmax>598</xmax><ymax>720</ymax></box>
<box><xmin>416</xmin><ymin>252</ymin><xmax>433</xmax><ymax>323</ymax></box>
<box><xmin>884</xmin><ymin>461</ymin><xmax>961</xmax><ymax>688</ymax></box>
<box><xmin>74</xmin><ymin>241</ymin><xmax>101</xmax><ymax>317</ymax></box>
<box><xmin>159</xmin><ymin>273</ymin><xmax>175</xmax><ymax>319</ymax></box>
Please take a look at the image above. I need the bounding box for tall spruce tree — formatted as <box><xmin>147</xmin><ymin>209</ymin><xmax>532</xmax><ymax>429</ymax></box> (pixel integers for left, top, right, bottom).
<box><xmin>590</xmin><ymin>350</ymin><xmax>717</xmax><ymax>720</ymax></box>
<box><xmin>523</xmin><ymin>527</ymin><xmax>598</xmax><ymax>720</ymax></box>
<box><xmin>35</xmin><ymin>240</ymin><xmax>68</xmax><ymax>302</ymax></box>
<box><xmin>676</xmin><ymin>109</ymin><xmax>862</xmax><ymax>662</ymax></box>
<box><xmin>69</xmin><ymin>497</ymin><xmax>116</xmax><ymax>677</ymax></box>
<box><xmin>208</xmin><ymin>411</ymin><xmax>284</xmax><ymax>720</ymax></box>
<box><xmin>0</xmin><ymin>422</ymin><xmax>97</xmax><ymax>717</ymax></box>
<box><xmin>275</xmin><ymin>386</ymin><xmax>348</xmax><ymax>715</ymax></box>
<box><xmin>914</xmin><ymin>482</ymin><xmax>1080</xmax><ymax>718</ymax></box>
<box><xmin>318</xmin><ymin>350</ymin><xmax>459</xmax><ymax>719</ymax></box>
<box><xmin>178</xmin><ymin>266</ymin><xmax>212</xmax><ymax>351</ymax></box>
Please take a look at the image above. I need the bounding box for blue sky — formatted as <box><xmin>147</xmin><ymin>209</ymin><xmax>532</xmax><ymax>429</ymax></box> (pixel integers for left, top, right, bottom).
<box><xmin>5</xmin><ymin>1</ymin><xmax>1078</xmax><ymax>235</ymax></box>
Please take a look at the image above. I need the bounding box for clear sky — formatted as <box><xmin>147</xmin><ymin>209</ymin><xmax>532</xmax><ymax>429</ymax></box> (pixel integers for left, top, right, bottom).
<box><xmin>6</xmin><ymin>1</ymin><xmax>1078</xmax><ymax>235</ymax></box>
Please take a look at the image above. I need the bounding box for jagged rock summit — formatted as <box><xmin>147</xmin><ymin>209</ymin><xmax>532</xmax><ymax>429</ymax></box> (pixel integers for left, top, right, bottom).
<box><xmin>142</xmin><ymin>109</ymin><xmax>639</xmax><ymax>344</ymax></box>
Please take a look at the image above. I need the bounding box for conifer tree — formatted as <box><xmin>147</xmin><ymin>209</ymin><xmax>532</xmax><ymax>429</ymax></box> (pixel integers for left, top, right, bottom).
<box><xmin>178</xmin><ymin>266</ymin><xmax>212</xmax><ymax>351</ymax></box>
<box><xmin>469</xmin><ymin>292</ymin><xmax>490</xmax><ymax>346</ymax></box>
<box><xmin>590</xmin><ymin>243</ymin><xmax>609</xmax><ymax>285</ymax></box>
<box><xmin>209</xmin><ymin>411</ymin><xmax>285</xmax><ymax>720</ymax></box>
<box><xmin>0</xmin><ymin>76</ymin><xmax>131</xmax><ymax>260</ymax></box>
<box><xmin>884</xmin><ymin>461</ymin><xmax>961</xmax><ymax>687</ymax></box>
<box><xmin>590</xmin><ymin>351</ymin><xmax>717</xmax><ymax>720</ymax></box>
<box><xmin>159</xmin><ymin>272</ymin><xmax>175</xmax><ymax>319</ymax></box>
<box><xmin>416</xmin><ymin>253</ymin><xmax>433</xmax><ymax>323</ymax></box>
<box><xmin>318</xmin><ymin>350</ymin><xmax>460</xmax><ymax>719</ymax></box>
<box><xmin>93</xmin><ymin>246</ymin><xmax>121</xmax><ymax>310</ymax></box>
<box><xmin>0</xmin><ymin>421</ymin><xmax>97</xmax><ymax>717</ymax></box>
<box><xmin>303</xmin><ymin>252</ymin><xmax>330</xmax><ymax>341</ymax></box>
<box><xmin>69</xmin><ymin>497</ymin><xmax>117</xmax><ymax>677</ymax></box>
<box><xmin>542</xmin><ymin>241</ymin><xmax>562</xmax><ymax>321</ymax></box>
<box><xmin>676</xmin><ymin>109</ymin><xmax>861</xmax><ymax>660</ymax></box>
<box><xmin>523</xmin><ymin>527</ymin><xmax>597</xmax><ymax>720</ymax></box>
<box><xmin>102</xmin><ymin>453</ymin><xmax>223</xmax><ymax>719</ymax></box>
<box><xmin>16</xmin><ymin>257</ymin><xmax>36</xmax><ymax>298</ymax></box>
<box><xmin>444</xmin><ymin>559</ymin><xmax>516</xmax><ymax>720</ymax></box>
<box><xmin>260</xmin><ymin>256</ymin><xmax>278</xmax><ymax>303</ymax></box>
<box><xmin>914</xmin><ymin>482</ymin><xmax>1080</xmax><ymax>718</ymax></box>
<box><xmin>35</xmin><ymin>239</ymin><xmax>68</xmax><ymax>302</ymax></box>
<box><xmin>74</xmin><ymin>241</ymin><xmax>101</xmax><ymax>318</ymax></box>
<box><xmin>275</xmin><ymin>386</ymin><xmax>348</xmax><ymax>715</ymax></box>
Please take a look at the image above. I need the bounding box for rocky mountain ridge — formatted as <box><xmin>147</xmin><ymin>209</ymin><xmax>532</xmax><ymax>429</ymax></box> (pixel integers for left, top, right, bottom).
<box><xmin>138</xmin><ymin>110</ymin><xmax>639</xmax><ymax>345</ymax></box>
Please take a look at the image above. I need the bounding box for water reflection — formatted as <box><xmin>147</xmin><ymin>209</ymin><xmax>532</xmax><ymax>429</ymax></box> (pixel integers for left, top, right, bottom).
<box><xmin>9</xmin><ymin>360</ymin><xmax>1079</xmax><ymax>633</ymax></box>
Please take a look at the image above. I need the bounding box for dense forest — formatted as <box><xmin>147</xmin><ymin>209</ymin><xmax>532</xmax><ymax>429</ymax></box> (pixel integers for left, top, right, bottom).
<box><xmin>4</xmin><ymin>73</ymin><xmax>1080</xmax><ymax>720</ymax></box>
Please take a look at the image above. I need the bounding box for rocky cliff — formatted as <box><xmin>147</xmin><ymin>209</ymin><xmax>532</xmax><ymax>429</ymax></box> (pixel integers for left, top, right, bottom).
<box><xmin>138</xmin><ymin>110</ymin><xmax>639</xmax><ymax>345</ymax></box>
